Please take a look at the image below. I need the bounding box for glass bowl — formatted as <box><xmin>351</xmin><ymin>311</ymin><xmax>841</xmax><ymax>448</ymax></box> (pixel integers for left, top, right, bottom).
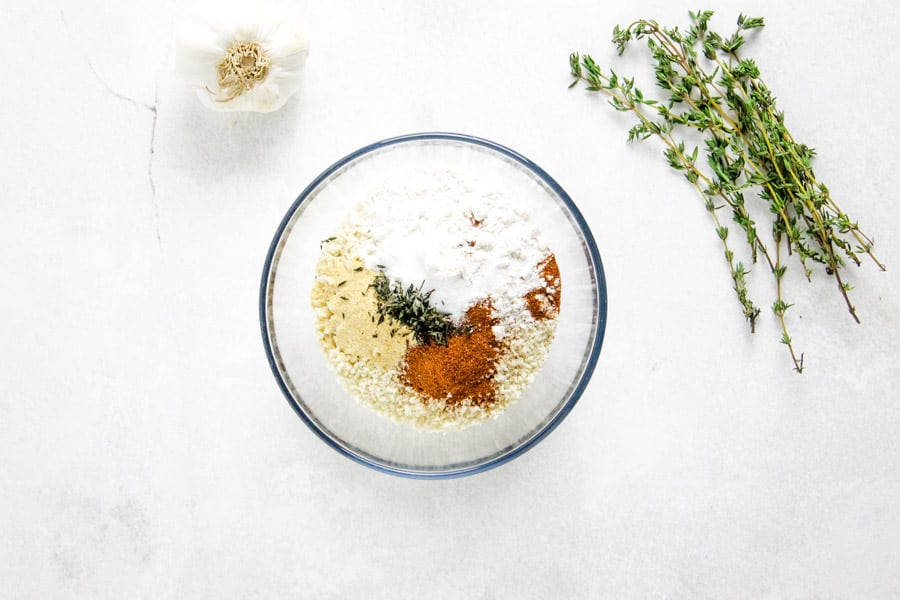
<box><xmin>260</xmin><ymin>132</ymin><xmax>607</xmax><ymax>478</ymax></box>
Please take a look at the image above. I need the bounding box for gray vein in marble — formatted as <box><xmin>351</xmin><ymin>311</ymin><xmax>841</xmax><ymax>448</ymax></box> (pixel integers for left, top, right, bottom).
<box><xmin>84</xmin><ymin>58</ymin><xmax>163</xmax><ymax>254</ymax></box>
<box><xmin>60</xmin><ymin>9</ymin><xmax>163</xmax><ymax>254</ymax></box>
<box><xmin>148</xmin><ymin>87</ymin><xmax>160</xmax><ymax>250</ymax></box>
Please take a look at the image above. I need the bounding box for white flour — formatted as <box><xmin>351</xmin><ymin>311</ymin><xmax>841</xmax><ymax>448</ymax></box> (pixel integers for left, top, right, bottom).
<box><xmin>350</xmin><ymin>167</ymin><xmax>549</xmax><ymax>325</ymax></box>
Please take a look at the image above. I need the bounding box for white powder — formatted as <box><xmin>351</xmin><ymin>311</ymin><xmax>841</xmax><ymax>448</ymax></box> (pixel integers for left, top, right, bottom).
<box><xmin>350</xmin><ymin>167</ymin><xmax>549</xmax><ymax>323</ymax></box>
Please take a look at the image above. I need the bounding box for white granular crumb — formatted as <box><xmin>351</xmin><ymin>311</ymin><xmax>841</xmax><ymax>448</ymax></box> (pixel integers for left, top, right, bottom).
<box><xmin>311</xmin><ymin>165</ymin><xmax>560</xmax><ymax>431</ymax></box>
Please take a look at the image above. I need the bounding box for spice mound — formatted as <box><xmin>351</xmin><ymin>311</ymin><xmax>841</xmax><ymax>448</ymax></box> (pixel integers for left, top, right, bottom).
<box><xmin>311</xmin><ymin>167</ymin><xmax>561</xmax><ymax>430</ymax></box>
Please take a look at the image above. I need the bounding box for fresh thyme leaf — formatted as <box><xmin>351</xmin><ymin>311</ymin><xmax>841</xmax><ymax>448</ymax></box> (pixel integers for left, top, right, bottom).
<box><xmin>570</xmin><ymin>10</ymin><xmax>885</xmax><ymax>372</ymax></box>
<box><xmin>371</xmin><ymin>271</ymin><xmax>457</xmax><ymax>346</ymax></box>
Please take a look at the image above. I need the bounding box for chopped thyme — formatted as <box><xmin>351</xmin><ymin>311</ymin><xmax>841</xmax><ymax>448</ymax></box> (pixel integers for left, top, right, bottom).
<box><xmin>371</xmin><ymin>271</ymin><xmax>458</xmax><ymax>346</ymax></box>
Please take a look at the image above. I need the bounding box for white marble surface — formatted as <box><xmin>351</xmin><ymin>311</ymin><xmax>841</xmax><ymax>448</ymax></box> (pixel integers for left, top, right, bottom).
<box><xmin>2</xmin><ymin>0</ymin><xmax>900</xmax><ymax>597</ymax></box>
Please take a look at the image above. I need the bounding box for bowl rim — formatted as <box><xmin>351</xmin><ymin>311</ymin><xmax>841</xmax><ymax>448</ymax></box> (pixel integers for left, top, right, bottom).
<box><xmin>259</xmin><ymin>131</ymin><xmax>608</xmax><ymax>479</ymax></box>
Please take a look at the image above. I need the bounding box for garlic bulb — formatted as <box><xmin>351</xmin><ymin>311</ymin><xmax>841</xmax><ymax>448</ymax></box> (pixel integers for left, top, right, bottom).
<box><xmin>176</xmin><ymin>2</ymin><xmax>310</xmax><ymax>113</ymax></box>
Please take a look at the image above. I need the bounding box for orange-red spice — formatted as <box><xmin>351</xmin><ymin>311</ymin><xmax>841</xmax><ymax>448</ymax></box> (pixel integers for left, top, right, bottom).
<box><xmin>400</xmin><ymin>301</ymin><xmax>500</xmax><ymax>406</ymax></box>
<box><xmin>525</xmin><ymin>254</ymin><xmax>561</xmax><ymax>321</ymax></box>
<box><xmin>401</xmin><ymin>255</ymin><xmax>560</xmax><ymax>406</ymax></box>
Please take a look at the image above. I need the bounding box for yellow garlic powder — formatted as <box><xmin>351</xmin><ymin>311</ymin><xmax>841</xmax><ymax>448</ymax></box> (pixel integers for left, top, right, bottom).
<box><xmin>311</xmin><ymin>246</ymin><xmax>413</xmax><ymax>371</ymax></box>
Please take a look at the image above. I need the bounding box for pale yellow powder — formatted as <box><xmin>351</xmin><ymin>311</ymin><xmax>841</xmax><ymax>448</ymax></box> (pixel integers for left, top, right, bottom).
<box><xmin>312</xmin><ymin>245</ymin><xmax>413</xmax><ymax>370</ymax></box>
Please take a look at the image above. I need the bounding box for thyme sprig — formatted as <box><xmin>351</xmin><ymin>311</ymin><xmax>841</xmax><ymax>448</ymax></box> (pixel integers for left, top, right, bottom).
<box><xmin>371</xmin><ymin>272</ymin><xmax>458</xmax><ymax>346</ymax></box>
<box><xmin>569</xmin><ymin>10</ymin><xmax>885</xmax><ymax>372</ymax></box>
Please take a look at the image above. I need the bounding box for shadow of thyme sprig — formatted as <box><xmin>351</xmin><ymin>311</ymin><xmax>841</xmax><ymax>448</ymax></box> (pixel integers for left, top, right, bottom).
<box><xmin>569</xmin><ymin>9</ymin><xmax>885</xmax><ymax>372</ymax></box>
<box><xmin>371</xmin><ymin>272</ymin><xmax>461</xmax><ymax>346</ymax></box>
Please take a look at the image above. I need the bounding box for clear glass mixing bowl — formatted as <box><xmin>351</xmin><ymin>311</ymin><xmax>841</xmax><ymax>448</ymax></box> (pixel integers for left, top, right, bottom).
<box><xmin>260</xmin><ymin>133</ymin><xmax>607</xmax><ymax>478</ymax></box>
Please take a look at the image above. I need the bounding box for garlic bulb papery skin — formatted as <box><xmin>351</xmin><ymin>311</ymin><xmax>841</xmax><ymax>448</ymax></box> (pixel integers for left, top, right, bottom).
<box><xmin>176</xmin><ymin>2</ymin><xmax>310</xmax><ymax>113</ymax></box>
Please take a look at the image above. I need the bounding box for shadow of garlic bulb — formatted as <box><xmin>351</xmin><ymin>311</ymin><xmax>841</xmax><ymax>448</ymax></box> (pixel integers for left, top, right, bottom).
<box><xmin>176</xmin><ymin>3</ymin><xmax>310</xmax><ymax>113</ymax></box>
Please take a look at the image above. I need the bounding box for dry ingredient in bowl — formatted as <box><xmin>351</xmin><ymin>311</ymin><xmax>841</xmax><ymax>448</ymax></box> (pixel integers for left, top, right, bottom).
<box><xmin>310</xmin><ymin>166</ymin><xmax>561</xmax><ymax>430</ymax></box>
